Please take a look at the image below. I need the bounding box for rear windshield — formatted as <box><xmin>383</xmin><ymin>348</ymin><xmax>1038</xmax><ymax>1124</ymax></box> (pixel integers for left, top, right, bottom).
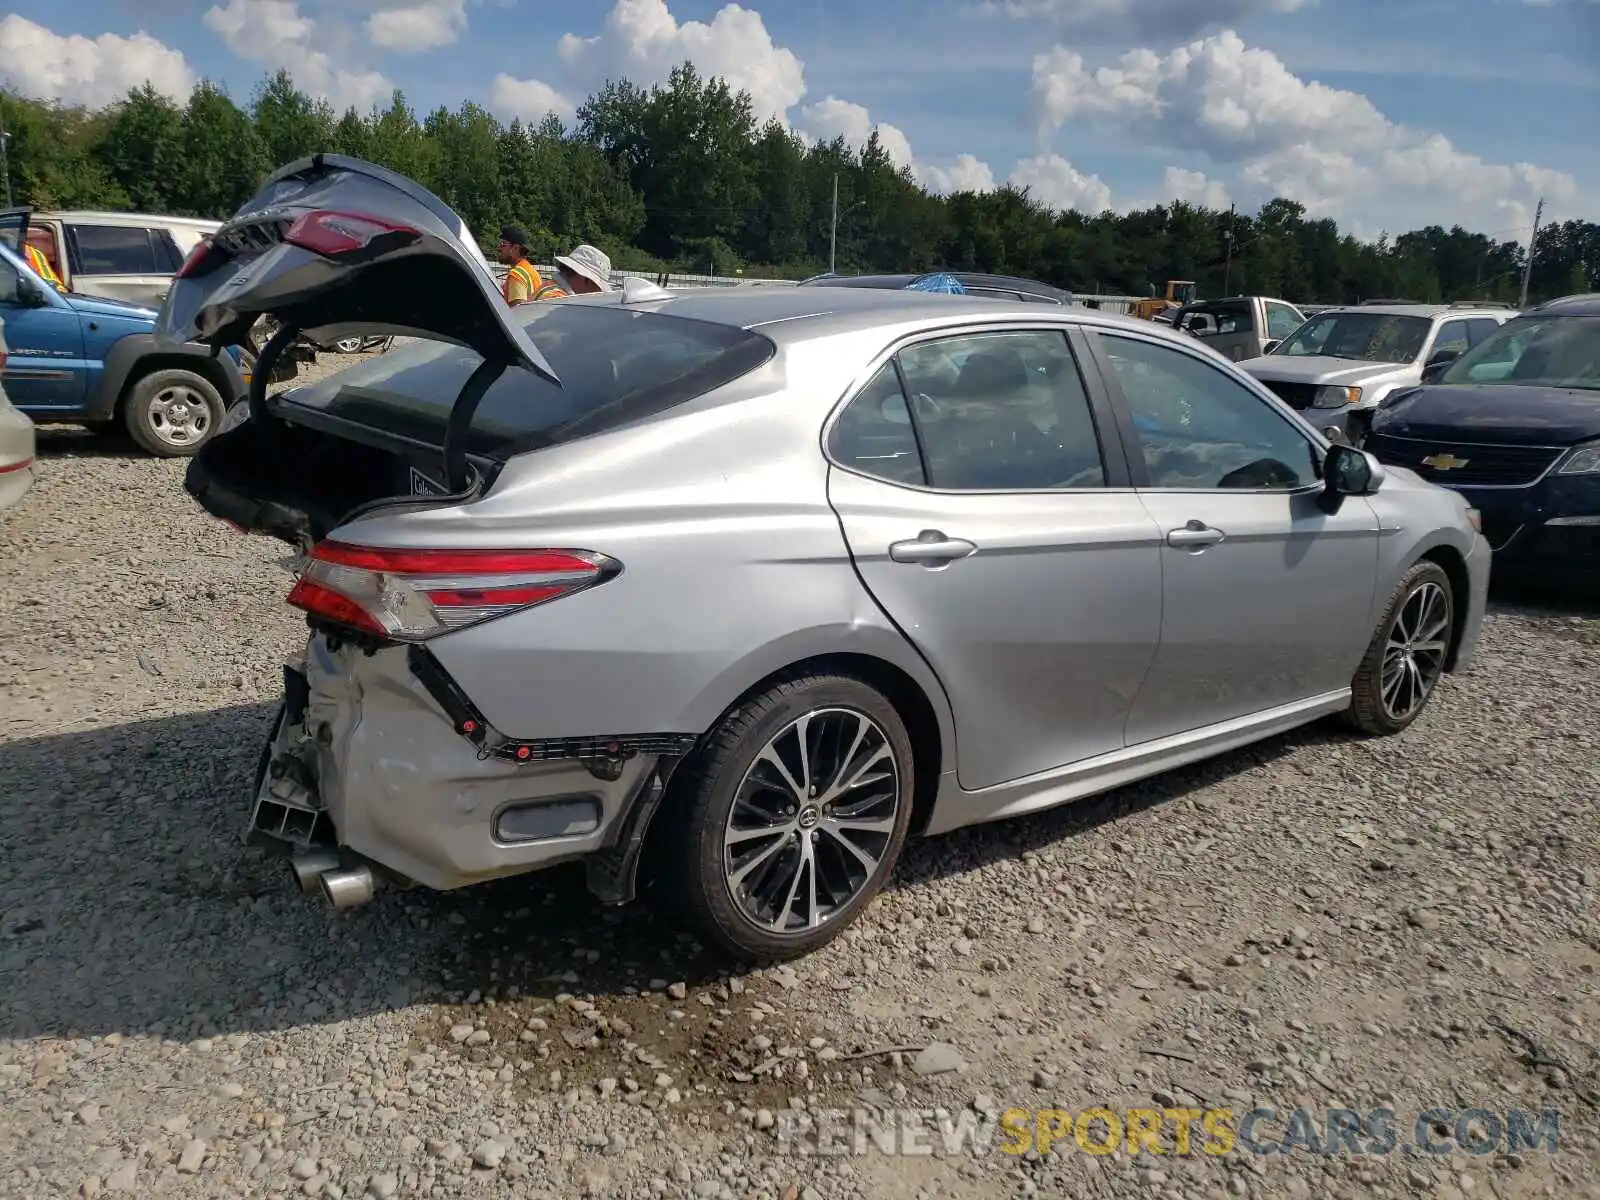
<box><xmin>279</xmin><ymin>302</ymin><xmax>775</xmax><ymax>458</ymax></box>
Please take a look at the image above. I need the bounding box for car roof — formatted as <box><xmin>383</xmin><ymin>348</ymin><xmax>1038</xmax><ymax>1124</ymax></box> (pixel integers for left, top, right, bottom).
<box><xmin>800</xmin><ymin>271</ymin><xmax>1072</xmax><ymax>299</ymax></box>
<box><xmin>799</xmin><ymin>273</ymin><xmax>919</xmax><ymax>287</ymax></box>
<box><xmin>565</xmin><ymin>283</ymin><xmax>1183</xmax><ymax>347</ymax></box>
<box><xmin>1316</xmin><ymin>303</ymin><xmax>1509</xmax><ymax>319</ymax></box>
<box><xmin>1529</xmin><ymin>292</ymin><xmax>1600</xmax><ymax>316</ymax></box>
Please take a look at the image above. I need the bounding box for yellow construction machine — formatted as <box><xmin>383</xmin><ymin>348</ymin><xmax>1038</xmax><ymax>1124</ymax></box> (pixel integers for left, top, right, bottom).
<box><xmin>1132</xmin><ymin>280</ymin><xmax>1197</xmax><ymax>321</ymax></box>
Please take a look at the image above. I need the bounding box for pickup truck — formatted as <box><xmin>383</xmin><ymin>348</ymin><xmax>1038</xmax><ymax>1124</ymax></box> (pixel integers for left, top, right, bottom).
<box><xmin>0</xmin><ymin>240</ymin><xmax>249</xmax><ymax>456</ymax></box>
<box><xmin>1169</xmin><ymin>295</ymin><xmax>1309</xmax><ymax>362</ymax></box>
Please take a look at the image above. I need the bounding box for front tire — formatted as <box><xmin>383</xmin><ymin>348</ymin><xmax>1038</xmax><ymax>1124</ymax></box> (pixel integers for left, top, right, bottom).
<box><xmin>123</xmin><ymin>369</ymin><xmax>224</xmax><ymax>457</ymax></box>
<box><xmin>1344</xmin><ymin>560</ymin><xmax>1454</xmax><ymax>735</ymax></box>
<box><xmin>664</xmin><ymin>673</ymin><xmax>915</xmax><ymax>962</ymax></box>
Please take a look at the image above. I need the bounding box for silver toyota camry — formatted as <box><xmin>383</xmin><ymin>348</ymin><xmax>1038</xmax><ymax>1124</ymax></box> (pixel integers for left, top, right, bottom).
<box><xmin>162</xmin><ymin>156</ymin><xmax>1491</xmax><ymax>962</ymax></box>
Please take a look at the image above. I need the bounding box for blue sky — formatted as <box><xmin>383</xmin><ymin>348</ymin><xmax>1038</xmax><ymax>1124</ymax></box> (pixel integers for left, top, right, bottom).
<box><xmin>2</xmin><ymin>0</ymin><xmax>1596</xmax><ymax>240</ymax></box>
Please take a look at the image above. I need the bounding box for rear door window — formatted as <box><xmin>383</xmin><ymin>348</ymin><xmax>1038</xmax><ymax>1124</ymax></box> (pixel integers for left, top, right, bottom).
<box><xmin>896</xmin><ymin>330</ymin><xmax>1107</xmax><ymax>490</ymax></box>
<box><xmin>281</xmin><ymin>303</ymin><xmax>775</xmax><ymax>459</ymax></box>
<box><xmin>1205</xmin><ymin>301</ymin><xmax>1254</xmax><ymax>335</ymax></box>
<box><xmin>68</xmin><ymin>224</ymin><xmax>162</xmax><ymax>275</ymax></box>
<box><xmin>827</xmin><ymin>364</ymin><xmax>925</xmax><ymax>486</ymax></box>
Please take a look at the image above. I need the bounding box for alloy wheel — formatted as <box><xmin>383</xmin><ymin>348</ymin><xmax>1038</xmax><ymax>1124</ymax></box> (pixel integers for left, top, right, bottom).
<box><xmin>1380</xmin><ymin>580</ymin><xmax>1451</xmax><ymax>722</ymax></box>
<box><xmin>722</xmin><ymin>707</ymin><xmax>902</xmax><ymax>934</ymax></box>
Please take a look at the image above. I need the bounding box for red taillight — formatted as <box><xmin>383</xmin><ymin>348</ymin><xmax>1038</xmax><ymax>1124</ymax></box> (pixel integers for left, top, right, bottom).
<box><xmin>286</xmin><ymin>541</ymin><xmax>616</xmax><ymax>642</ymax></box>
<box><xmin>283</xmin><ymin>210</ymin><xmax>420</xmax><ymax>259</ymax></box>
<box><xmin>0</xmin><ymin>349</ymin><xmax>8</xmax><ymax>371</ymax></box>
<box><xmin>176</xmin><ymin>236</ymin><xmax>221</xmax><ymax>279</ymax></box>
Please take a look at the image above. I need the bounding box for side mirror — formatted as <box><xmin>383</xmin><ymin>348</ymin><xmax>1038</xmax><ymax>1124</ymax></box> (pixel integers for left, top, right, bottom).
<box><xmin>1422</xmin><ymin>348</ymin><xmax>1460</xmax><ymax>382</ymax></box>
<box><xmin>15</xmin><ymin>275</ymin><xmax>48</xmax><ymax>306</ymax></box>
<box><xmin>1318</xmin><ymin>443</ymin><xmax>1383</xmax><ymax>513</ymax></box>
<box><xmin>1261</xmin><ymin>339</ymin><xmax>1280</xmax><ymax>354</ymax></box>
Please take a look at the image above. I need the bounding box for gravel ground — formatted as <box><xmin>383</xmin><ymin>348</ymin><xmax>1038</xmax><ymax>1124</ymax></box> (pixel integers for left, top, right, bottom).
<box><xmin>2</xmin><ymin>355</ymin><xmax>1598</xmax><ymax>1200</ymax></box>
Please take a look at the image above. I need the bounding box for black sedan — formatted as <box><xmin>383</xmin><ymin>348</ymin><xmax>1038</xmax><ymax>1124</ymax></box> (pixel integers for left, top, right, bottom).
<box><xmin>797</xmin><ymin>271</ymin><xmax>1075</xmax><ymax>305</ymax></box>
<box><xmin>1364</xmin><ymin>292</ymin><xmax>1600</xmax><ymax>580</ymax></box>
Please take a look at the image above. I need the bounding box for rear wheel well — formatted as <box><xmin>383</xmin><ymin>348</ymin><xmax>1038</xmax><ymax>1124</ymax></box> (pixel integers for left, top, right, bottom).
<box><xmin>1418</xmin><ymin>545</ymin><xmax>1470</xmax><ymax>671</ymax></box>
<box><xmin>648</xmin><ymin>653</ymin><xmax>946</xmax><ymax>869</ymax></box>
<box><xmin>116</xmin><ymin>354</ymin><xmax>233</xmax><ymax>419</ymax></box>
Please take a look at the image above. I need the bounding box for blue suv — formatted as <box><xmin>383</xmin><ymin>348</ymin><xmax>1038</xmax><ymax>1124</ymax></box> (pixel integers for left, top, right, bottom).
<box><xmin>0</xmin><ymin>241</ymin><xmax>249</xmax><ymax>456</ymax></box>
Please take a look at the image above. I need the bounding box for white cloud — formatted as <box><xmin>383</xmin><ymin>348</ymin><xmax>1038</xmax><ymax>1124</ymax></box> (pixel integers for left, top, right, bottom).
<box><xmin>986</xmin><ymin>0</ymin><xmax>1313</xmax><ymax>41</ymax></box>
<box><xmin>0</xmin><ymin>14</ymin><xmax>195</xmax><ymax>108</ymax></box>
<box><xmin>557</xmin><ymin>0</ymin><xmax>805</xmax><ymax>126</ymax></box>
<box><xmin>1008</xmin><ymin>153</ymin><xmax>1113</xmax><ymax>213</ymax></box>
<box><xmin>1028</xmin><ymin>30</ymin><xmax>1580</xmax><ymax>231</ymax></box>
<box><xmin>799</xmin><ymin>97</ymin><xmax>915</xmax><ymax>172</ymax></box>
<box><xmin>1163</xmin><ymin>166</ymin><xmax>1232</xmax><ymax>209</ymax></box>
<box><xmin>204</xmin><ymin>0</ymin><xmax>393</xmax><ymax>112</ymax></box>
<box><xmin>798</xmin><ymin>95</ymin><xmax>997</xmax><ymax>195</ymax></box>
<box><xmin>922</xmin><ymin>154</ymin><xmax>999</xmax><ymax>195</ymax></box>
<box><xmin>505</xmin><ymin>1</ymin><xmax>999</xmax><ymax>196</ymax></box>
<box><xmin>487</xmin><ymin>74</ymin><xmax>576</xmax><ymax>126</ymax></box>
<box><xmin>366</xmin><ymin>0</ymin><xmax>468</xmax><ymax>53</ymax></box>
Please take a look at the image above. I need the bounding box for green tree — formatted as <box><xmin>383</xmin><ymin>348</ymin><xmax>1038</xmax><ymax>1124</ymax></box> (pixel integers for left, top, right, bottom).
<box><xmin>95</xmin><ymin>85</ymin><xmax>185</xmax><ymax>212</ymax></box>
<box><xmin>0</xmin><ymin>68</ymin><xmax>1592</xmax><ymax>303</ymax></box>
<box><xmin>252</xmin><ymin>70</ymin><xmax>334</xmax><ymax>169</ymax></box>
<box><xmin>178</xmin><ymin>81</ymin><xmax>267</xmax><ymax>217</ymax></box>
<box><xmin>366</xmin><ymin>91</ymin><xmax>435</xmax><ymax>186</ymax></box>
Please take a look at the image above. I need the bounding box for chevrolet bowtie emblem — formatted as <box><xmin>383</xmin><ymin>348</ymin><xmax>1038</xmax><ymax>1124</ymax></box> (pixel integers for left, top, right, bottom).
<box><xmin>1422</xmin><ymin>452</ymin><xmax>1470</xmax><ymax>470</ymax></box>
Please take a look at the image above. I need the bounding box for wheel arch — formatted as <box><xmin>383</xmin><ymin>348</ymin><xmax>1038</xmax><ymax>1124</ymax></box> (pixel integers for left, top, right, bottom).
<box><xmin>685</xmin><ymin>648</ymin><xmax>949</xmax><ymax>836</ymax></box>
<box><xmin>1414</xmin><ymin>542</ymin><xmax>1470</xmax><ymax>672</ymax></box>
<box><xmin>633</xmin><ymin>642</ymin><xmax>954</xmax><ymax>904</ymax></box>
<box><xmin>117</xmin><ymin>353</ymin><xmax>234</xmax><ymax>418</ymax></box>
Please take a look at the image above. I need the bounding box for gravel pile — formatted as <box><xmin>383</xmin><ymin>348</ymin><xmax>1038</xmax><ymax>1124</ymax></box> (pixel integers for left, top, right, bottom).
<box><xmin>2</xmin><ymin>363</ymin><xmax>1598</xmax><ymax>1198</ymax></box>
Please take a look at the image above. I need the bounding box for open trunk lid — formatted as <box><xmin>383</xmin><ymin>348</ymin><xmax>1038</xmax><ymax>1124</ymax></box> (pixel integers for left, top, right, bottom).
<box><xmin>154</xmin><ymin>153</ymin><xmax>558</xmax><ymax>386</ymax></box>
<box><xmin>0</xmin><ymin>208</ymin><xmax>31</xmax><ymax>256</ymax></box>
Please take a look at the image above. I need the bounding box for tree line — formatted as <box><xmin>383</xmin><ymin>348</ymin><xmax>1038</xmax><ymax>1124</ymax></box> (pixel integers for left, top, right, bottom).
<box><xmin>1</xmin><ymin>65</ymin><xmax>1595</xmax><ymax>305</ymax></box>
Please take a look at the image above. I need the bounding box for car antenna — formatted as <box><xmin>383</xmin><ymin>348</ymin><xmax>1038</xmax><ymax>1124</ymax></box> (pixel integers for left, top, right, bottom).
<box><xmin>620</xmin><ymin>276</ymin><xmax>673</xmax><ymax>305</ymax></box>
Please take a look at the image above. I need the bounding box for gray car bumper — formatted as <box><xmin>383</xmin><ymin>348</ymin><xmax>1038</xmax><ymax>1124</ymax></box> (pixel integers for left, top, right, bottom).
<box><xmin>251</xmin><ymin>635</ymin><xmax>677</xmax><ymax>894</ymax></box>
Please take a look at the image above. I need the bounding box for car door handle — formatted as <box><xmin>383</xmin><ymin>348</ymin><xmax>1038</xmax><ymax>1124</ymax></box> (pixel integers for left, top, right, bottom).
<box><xmin>888</xmin><ymin>531</ymin><xmax>978</xmax><ymax>564</ymax></box>
<box><xmin>1167</xmin><ymin>521</ymin><xmax>1225</xmax><ymax>548</ymax></box>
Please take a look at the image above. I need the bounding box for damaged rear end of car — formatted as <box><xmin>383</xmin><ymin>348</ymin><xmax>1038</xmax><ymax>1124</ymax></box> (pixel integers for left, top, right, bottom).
<box><xmin>161</xmin><ymin>154</ymin><xmax>778</xmax><ymax>910</ymax></box>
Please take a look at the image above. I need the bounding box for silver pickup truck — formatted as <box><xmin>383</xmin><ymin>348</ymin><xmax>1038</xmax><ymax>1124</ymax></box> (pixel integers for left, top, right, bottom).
<box><xmin>1237</xmin><ymin>301</ymin><xmax>1517</xmax><ymax>442</ymax></box>
<box><xmin>1170</xmin><ymin>295</ymin><xmax>1309</xmax><ymax>362</ymax></box>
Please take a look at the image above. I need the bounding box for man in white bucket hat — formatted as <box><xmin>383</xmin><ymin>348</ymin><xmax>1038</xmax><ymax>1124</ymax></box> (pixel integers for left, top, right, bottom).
<box><xmin>536</xmin><ymin>244</ymin><xmax>614</xmax><ymax>299</ymax></box>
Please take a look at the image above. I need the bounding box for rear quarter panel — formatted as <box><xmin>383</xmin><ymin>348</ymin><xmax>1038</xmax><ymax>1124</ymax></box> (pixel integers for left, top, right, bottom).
<box><xmin>333</xmin><ymin>336</ymin><xmax>959</xmax><ymax>751</ymax></box>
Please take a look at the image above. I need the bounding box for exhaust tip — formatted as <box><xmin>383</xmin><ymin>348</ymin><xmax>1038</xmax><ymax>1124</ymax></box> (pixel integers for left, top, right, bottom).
<box><xmin>289</xmin><ymin>851</ymin><xmax>342</xmax><ymax>894</ymax></box>
<box><xmin>319</xmin><ymin>864</ymin><xmax>376</xmax><ymax>910</ymax></box>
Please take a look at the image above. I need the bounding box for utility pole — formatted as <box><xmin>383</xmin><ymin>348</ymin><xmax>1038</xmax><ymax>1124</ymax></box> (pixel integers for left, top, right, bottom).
<box><xmin>828</xmin><ymin>173</ymin><xmax>838</xmax><ymax>276</ymax></box>
<box><xmin>0</xmin><ymin>101</ymin><xmax>12</xmax><ymax>208</ymax></box>
<box><xmin>1518</xmin><ymin>197</ymin><xmax>1544</xmax><ymax>309</ymax></box>
<box><xmin>1222</xmin><ymin>202</ymin><xmax>1235</xmax><ymax>294</ymax></box>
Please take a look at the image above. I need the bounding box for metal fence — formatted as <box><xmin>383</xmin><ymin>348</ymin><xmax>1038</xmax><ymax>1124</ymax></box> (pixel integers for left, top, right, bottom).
<box><xmin>490</xmin><ymin>263</ymin><xmax>797</xmax><ymax>289</ymax></box>
<box><xmin>493</xmin><ymin>263</ymin><xmax>1145</xmax><ymax>307</ymax></box>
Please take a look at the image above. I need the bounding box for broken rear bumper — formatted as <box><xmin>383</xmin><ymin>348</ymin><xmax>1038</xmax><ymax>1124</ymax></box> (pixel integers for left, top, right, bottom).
<box><xmin>250</xmin><ymin>633</ymin><xmax>695</xmax><ymax>900</ymax></box>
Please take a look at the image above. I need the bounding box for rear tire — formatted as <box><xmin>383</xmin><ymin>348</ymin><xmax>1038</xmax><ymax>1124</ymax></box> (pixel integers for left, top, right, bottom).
<box><xmin>661</xmin><ymin>673</ymin><xmax>915</xmax><ymax>962</ymax></box>
<box><xmin>1343</xmin><ymin>560</ymin><xmax>1454</xmax><ymax>735</ymax></box>
<box><xmin>122</xmin><ymin>369</ymin><xmax>224</xmax><ymax>457</ymax></box>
